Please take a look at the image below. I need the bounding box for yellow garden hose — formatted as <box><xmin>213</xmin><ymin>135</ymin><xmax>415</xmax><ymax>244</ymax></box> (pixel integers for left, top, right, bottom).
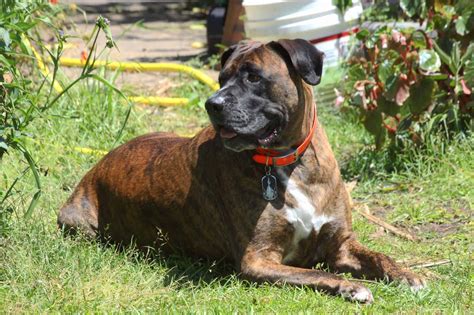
<box><xmin>25</xmin><ymin>39</ymin><xmax>220</xmax><ymax>105</ymax></box>
<box><xmin>58</xmin><ymin>57</ymin><xmax>220</xmax><ymax>92</ymax></box>
<box><xmin>23</xmin><ymin>35</ymin><xmax>220</xmax><ymax>106</ymax></box>
<box><xmin>24</xmin><ymin>37</ymin><xmax>210</xmax><ymax>155</ymax></box>
<box><xmin>72</xmin><ymin>146</ymin><xmax>109</xmax><ymax>156</ymax></box>
<box><xmin>60</xmin><ymin>57</ymin><xmax>219</xmax><ymax>106</ymax></box>
<box><xmin>126</xmin><ymin>96</ymin><xmax>189</xmax><ymax>106</ymax></box>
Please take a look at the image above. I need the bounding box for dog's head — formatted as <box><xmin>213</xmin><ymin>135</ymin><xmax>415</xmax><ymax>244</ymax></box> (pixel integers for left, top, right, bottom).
<box><xmin>205</xmin><ymin>39</ymin><xmax>324</xmax><ymax>152</ymax></box>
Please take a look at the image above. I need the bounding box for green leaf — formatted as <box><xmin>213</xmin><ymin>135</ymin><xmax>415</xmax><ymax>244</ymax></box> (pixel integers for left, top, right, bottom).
<box><xmin>460</xmin><ymin>42</ymin><xmax>474</xmax><ymax>65</ymax></box>
<box><xmin>0</xmin><ymin>27</ymin><xmax>11</xmax><ymax>49</ymax></box>
<box><xmin>377</xmin><ymin>59</ymin><xmax>393</xmax><ymax>85</ymax></box>
<box><xmin>365</xmin><ymin>37</ymin><xmax>376</xmax><ymax>49</ymax></box>
<box><xmin>356</xmin><ymin>28</ymin><xmax>370</xmax><ymax>41</ymax></box>
<box><xmin>10</xmin><ymin>21</ymin><xmax>37</xmax><ymax>32</ymax></box>
<box><xmin>419</xmin><ymin>50</ymin><xmax>441</xmax><ymax>73</ymax></box>
<box><xmin>0</xmin><ymin>140</ymin><xmax>8</xmax><ymax>152</ymax></box>
<box><xmin>15</xmin><ymin>143</ymin><xmax>42</xmax><ymax>218</ymax></box>
<box><xmin>378</xmin><ymin>97</ymin><xmax>400</xmax><ymax>116</ymax></box>
<box><xmin>425</xmin><ymin>73</ymin><xmax>449</xmax><ymax>80</ymax></box>
<box><xmin>25</xmin><ymin>190</ymin><xmax>42</xmax><ymax>220</ymax></box>
<box><xmin>442</xmin><ymin>5</ymin><xmax>455</xmax><ymax>18</ymax></box>
<box><xmin>333</xmin><ymin>0</ymin><xmax>353</xmax><ymax>15</ymax></box>
<box><xmin>363</xmin><ymin>109</ymin><xmax>383</xmax><ymax>135</ymax></box>
<box><xmin>0</xmin><ymin>54</ymin><xmax>12</xmax><ymax>67</ymax></box>
<box><xmin>397</xmin><ymin>116</ymin><xmax>412</xmax><ymax>132</ymax></box>
<box><xmin>456</xmin><ymin>0</ymin><xmax>474</xmax><ymax>35</ymax></box>
<box><xmin>455</xmin><ymin>16</ymin><xmax>467</xmax><ymax>36</ymax></box>
<box><xmin>89</xmin><ymin>74</ymin><xmax>128</xmax><ymax>101</ymax></box>
<box><xmin>464</xmin><ymin>56</ymin><xmax>474</xmax><ymax>87</ymax></box>
<box><xmin>113</xmin><ymin>101</ymin><xmax>131</xmax><ymax>148</ymax></box>
<box><xmin>383</xmin><ymin>75</ymin><xmax>399</xmax><ymax>101</ymax></box>
<box><xmin>411</xmin><ymin>31</ymin><xmax>426</xmax><ymax>49</ymax></box>
<box><xmin>451</xmin><ymin>42</ymin><xmax>461</xmax><ymax>71</ymax></box>
<box><xmin>405</xmin><ymin>78</ymin><xmax>435</xmax><ymax>115</ymax></box>
<box><xmin>352</xmin><ymin>93</ymin><xmax>365</xmax><ymax>107</ymax></box>
<box><xmin>400</xmin><ymin>0</ymin><xmax>422</xmax><ymax>17</ymax></box>
<box><xmin>433</xmin><ymin>41</ymin><xmax>456</xmax><ymax>73</ymax></box>
<box><xmin>348</xmin><ymin>64</ymin><xmax>366</xmax><ymax>81</ymax></box>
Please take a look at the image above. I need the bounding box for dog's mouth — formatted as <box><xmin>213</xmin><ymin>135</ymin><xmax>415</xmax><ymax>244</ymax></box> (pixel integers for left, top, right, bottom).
<box><xmin>219</xmin><ymin>128</ymin><xmax>238</xmax><ymax>139</ymax></box>
<box><xmin>218</xmin><ymin>119</ymin><xmax>281</xmax><ymax>147</ymax></box>
<box><xmin>255</xmin><ymin>120</ymin><xmax>280</xmax><ymax>147</ymax></box>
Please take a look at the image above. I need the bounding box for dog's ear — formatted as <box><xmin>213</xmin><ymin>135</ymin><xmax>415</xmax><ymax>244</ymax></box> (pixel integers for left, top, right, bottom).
<box><xmin>220</xmin><ymin>45</ymin><xmax>237</xmax><ymax>68</ymax></box>
<box><xmin>270</xmin><ymin>39</ymin><xmax>324</xmax><ymax>85</ymax></box>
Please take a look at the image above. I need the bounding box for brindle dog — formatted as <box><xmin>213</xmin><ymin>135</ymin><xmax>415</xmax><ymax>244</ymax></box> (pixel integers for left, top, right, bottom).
<box><xmin>58</xmin><ymin>39</ymin><xmax>426</xmax><ymax>303</ymax></box>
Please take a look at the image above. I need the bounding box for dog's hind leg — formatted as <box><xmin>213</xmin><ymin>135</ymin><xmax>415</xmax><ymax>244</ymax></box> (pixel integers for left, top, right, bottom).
<box><xmin>326</xmin><ymin>238</ymin><xmax>426</xmax><ymax>291</ymax></box>
<box><xmin>57</xmin><ymin>179</ymin><xmax>99</xmax><ymax>238</ymax></box>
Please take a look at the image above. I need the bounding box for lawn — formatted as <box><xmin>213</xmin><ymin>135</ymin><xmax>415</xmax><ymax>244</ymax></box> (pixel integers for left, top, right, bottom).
<box><xmin>0</xmin><ymin>62</ymin><xmax>472</xmax><ymax>313</ymax></box>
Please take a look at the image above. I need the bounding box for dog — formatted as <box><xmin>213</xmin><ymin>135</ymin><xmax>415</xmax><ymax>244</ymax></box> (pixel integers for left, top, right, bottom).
<box><xmin>58</xmin><ymin>39</ymin><xmax>426</xmax><ymax>303</ymax></box>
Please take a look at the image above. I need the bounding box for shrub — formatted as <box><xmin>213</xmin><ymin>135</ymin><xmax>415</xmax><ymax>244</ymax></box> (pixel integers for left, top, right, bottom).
<box><xmin>0</xmin><ymin>1</ymin><xmax>123</xmax><ymax>221</ymax></box>
<box><xmin>343</xmin><ymin>0</ymin><xmax>473</xmax><ymax>150</ymax></box>
<box><xmin>1</xmin><ymin>1</ymin><xmax>65</xmax><ymax>221</ymax></box>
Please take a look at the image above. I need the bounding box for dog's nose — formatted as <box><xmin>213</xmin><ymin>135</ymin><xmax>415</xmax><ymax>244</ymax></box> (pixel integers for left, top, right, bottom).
<box><xmin>205</xmin><ymin>94</ymin><xmax>225</xmax><ymax>113</ymax></box>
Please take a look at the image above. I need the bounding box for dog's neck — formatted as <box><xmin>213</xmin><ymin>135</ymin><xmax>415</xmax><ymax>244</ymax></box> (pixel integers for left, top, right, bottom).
<box><xmin>255</xmin><ymin>81</ymin><xmax>315</xmax><ymax>153</ymax></box>
<box><xmin>300</xmin><ymin>83</ymin><xmax>317</xmax><ymax>143</ymax></box>
<box><xmin>281</xmin><ymin>82</ymin><xmax>316</xmax><ymax>149</ymax></box>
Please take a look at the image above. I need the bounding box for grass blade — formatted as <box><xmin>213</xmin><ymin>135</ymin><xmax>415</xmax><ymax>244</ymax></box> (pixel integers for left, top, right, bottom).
<box><xmin>16</xmin><ymin>142</ymin><xmax>42</xmax><ymax>218</ymax></box>
<box><xmin>89</xmin><ymin>73</ymin><xmax>129</xmax><ymax>101</ymax></box>
<box><xmin>89</xmin><ymin>73</ymin><xmax>132</xmax><ymax>146</ymax></box>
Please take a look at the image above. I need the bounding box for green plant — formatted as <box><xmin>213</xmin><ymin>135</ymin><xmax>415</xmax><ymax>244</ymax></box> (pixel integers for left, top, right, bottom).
<box><xmin>1</xmin><ymin>1</ymin><xmax>63</xmax><ymax>220</ymax></box>
<box><xmin>343</xmin><ymin>1</ymin><xmax>473</xmax><ymax>149</ymax></box>
<box><xmin>0</xmin><ymin>1</ymin><xmax>126</xmax><ymax>219</ymax></box>
<box><xmin>359</xmin><ymin>0</ymin><xmax>403</xmax><ymax>22</ymax></box>
<box><xmin>333</xmin><ymin>0</ymin><xmax>353</xmax><ymax>14</ymax></box>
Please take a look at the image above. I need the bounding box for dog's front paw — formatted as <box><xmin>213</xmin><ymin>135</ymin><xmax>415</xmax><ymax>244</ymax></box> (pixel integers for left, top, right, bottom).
<box><xmin>398</xmin><ymin>272</ymin><xmax>427</xmax><ymax>292</ymax></box>
<box><xmin>338</xmin><ymin>282</ymin><xmax>374</xmax><ymax>304</ymax></box>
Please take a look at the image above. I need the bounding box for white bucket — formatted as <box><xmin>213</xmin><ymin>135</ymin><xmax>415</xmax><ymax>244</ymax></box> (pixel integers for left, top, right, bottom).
<box><xmin>243</xmin><ymin>0</ymin><xmax>363</xmax><ymax>66</ymax></box>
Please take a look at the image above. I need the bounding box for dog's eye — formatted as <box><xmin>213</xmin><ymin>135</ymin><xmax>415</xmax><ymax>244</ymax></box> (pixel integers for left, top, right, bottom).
<box><xmin>247</xmin><ymin>73</ymin><xmax>261</xmax><ymax>83</ymax></box>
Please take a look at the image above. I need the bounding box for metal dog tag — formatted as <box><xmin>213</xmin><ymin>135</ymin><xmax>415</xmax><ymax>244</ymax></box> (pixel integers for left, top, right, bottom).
<box><xmin>261</xmin><ymin>168</ymin><xmax>278</xmax><ymax>201</ymax></box>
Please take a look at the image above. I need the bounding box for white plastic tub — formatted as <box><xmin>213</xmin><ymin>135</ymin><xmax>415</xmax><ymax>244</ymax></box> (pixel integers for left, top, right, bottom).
<box><xmin>243</xmin><ymin>0</ymin><xmax>363</xmax><ymax>66</ymax></box>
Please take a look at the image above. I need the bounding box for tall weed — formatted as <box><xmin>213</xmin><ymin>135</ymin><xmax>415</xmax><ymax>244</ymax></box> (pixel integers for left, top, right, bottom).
<box><xmin>0</xmin><ymin>1</ymin><xmax>126</xmax><ymax>228</ymax></box>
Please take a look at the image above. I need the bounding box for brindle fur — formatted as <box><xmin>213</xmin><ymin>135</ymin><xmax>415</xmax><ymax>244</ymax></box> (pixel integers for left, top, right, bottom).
<box><xmin>58</xmin><ymin>39</ymin><xmax>425</xmax><ymax>303</ymax></box>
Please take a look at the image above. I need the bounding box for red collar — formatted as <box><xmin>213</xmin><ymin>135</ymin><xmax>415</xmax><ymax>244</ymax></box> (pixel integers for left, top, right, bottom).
<box><xmin>252</xmin><ymin>107</ymin><xmax>316</xmax><ymax>167</ymax></box>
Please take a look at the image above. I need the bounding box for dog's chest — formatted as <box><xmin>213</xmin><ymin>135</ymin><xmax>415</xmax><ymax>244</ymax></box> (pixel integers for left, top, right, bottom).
<box><xmin>277</xmin><ymin>169</ymin><xmax>334</xmax><ymax>264</ymax></box>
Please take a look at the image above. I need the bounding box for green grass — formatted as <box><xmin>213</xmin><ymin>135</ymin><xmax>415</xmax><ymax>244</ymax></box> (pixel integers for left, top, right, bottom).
<box><xmin>1</xmin><ymin>67</ymin><xmax>473</xmax><ymax>313</ymax></box>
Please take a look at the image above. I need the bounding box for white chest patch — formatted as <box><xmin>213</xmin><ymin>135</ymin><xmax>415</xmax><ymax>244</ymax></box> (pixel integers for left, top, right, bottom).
<box><xmin>282</xmin><ymin>178</ymin><xmax>333</xmax><ymax>264</ymax></box>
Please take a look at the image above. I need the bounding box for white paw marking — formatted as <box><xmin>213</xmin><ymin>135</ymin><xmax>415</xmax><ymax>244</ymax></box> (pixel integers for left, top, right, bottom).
<box><xmin>409</xmin><ymin>278</ymin><xmax>427</xmax><ymax>292</ymax></box>
<box><xmin>353</xmin><ymin>288</ymin><xmax>374</xmax><ymax>303</ymax></box>
<box><xmin>398</xmin><ymin>273</ymin><xmax>427</xmax><ymax>293</ymax></box>
<box><xmin>341</xmin><ymin>286</ymin><xmax>374</xmax><ymax>303</ymax></box>
<box><xmin>281</xmin><ymin>176</ymin><xmax>333</xmax><ymax>263</ymax></box>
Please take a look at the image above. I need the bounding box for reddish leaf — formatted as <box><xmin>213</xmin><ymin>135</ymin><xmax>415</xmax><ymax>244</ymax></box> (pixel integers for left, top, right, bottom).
<box><xmin>370</xmin><ymin>85</ymin><xmax>381</xmax><ymax>100</ymax></box>
<box><xmin>460</xmin><ymin>79</ymin><xmax>471</xmax><ymax>95</ymax></box>
<box><xmin>391</xmin><ymin>29</ymin><xmax>401</xmax><ymax>43</ymax></box>
<box><xmin>395</xmin><ymin>76</ymin><xmax>410</xmax><ymax>105</ymax></box>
